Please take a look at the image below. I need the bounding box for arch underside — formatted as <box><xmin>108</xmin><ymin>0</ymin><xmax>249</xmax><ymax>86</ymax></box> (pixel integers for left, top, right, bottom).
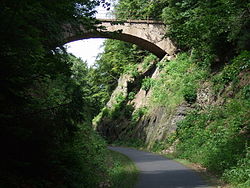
<box><xmin>66</xmin><ymin>32</ymin><xmax>167</xmax><ymax>59</ymax></box>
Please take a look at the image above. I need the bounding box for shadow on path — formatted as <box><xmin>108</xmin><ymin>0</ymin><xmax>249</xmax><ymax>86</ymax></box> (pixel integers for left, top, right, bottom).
<box><xmin>109</xmin><ymin>147</ymin><xmax>211</xmax><ymax>188</ymax></box>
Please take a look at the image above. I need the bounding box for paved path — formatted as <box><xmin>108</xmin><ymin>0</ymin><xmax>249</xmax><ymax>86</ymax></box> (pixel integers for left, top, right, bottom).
<box><xmin>109</xmin><ymin>147</ymin><xmax>211</xmax><ymax>188</ymax></box>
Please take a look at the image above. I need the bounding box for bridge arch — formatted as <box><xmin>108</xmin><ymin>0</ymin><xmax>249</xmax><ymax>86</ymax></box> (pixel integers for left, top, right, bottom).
<box><xmin>63</xmin><ymin>19</ymin><xmax>176</xmax><ymax>59</ymax></box>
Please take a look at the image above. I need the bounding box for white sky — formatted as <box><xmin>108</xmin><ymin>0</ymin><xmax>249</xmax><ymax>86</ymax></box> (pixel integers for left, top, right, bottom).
<box><xmin>65</xmin><ymin>4</ymin><xmax>115</xmax><ymax>66</ymax></box>
<box><xmin>66</xmin><ymin>39</ymin><xmax>105</xmax><ymax>66</ymax></box>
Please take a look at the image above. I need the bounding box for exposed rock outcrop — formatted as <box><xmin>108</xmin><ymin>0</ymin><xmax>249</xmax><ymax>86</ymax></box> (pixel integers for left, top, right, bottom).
<box><xmin>134</xmin><ymin>103</ymin><xmax>192</xmax><ymax>148</ymax></box>
<box><xmin>95</xmin><ymin>55</ymin><xmax>196</xmax><ymax>146</ymax></box>
<box><xmin>95</xmin><ymin>54</ymin><xmax>244</xmax><ymax>148</ymax></box>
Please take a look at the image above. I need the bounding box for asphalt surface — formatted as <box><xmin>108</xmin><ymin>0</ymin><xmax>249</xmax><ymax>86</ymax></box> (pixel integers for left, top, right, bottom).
<box><xmin>109</xmin><ymin>146</ymin><xmax>211</xmax><ymax>188</ymax></box>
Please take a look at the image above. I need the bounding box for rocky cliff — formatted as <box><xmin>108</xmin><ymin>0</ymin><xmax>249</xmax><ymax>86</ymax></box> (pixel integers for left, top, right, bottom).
<box><xmin>95</xmin><ymin>52</ymin><xmax>249</xmax><ymax>152</ymax></box>
<box><xmin>94</xmin><ymin>54</ymin><xmax>193</xmax><ymax>146</ymax></box>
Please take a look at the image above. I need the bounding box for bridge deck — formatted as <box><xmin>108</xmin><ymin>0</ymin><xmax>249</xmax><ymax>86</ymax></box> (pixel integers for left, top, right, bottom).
<box><xmin>98</xmin><ymin>18</ymin><xmax>164</xmax><ymax>25</ymax></box>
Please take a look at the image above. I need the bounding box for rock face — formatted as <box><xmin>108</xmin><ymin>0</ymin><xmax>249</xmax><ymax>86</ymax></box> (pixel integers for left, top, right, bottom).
<box><xmin>133</xmin><ymin>103</ymin><xmax>192</xmax><ymax>148</ymax></box>
<box><xmin>95</xmin><ymin>54</ymin><xmax>220</xmax><ymax>147</ymax></box>
<box><xmin>126</xmin><ymin>64</ymin><xmax>193</xmax><ymax>147</ymax></box>
<box><xmin>96</xmin><ymin>55</ymin><xmax>195</xmax><ymax>146</ymax></box>
<box><xmin>106</xmin><ymin>74</ymin><xmax>133</xmax><ymax>108</ymax></box>
<box><xmin>196</xmin><ymin>82</ymin><xmax>216</xmax><ymax>108</ymax></box>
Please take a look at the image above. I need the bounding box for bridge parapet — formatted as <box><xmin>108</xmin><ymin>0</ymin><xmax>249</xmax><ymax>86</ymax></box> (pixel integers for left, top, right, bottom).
<box><xmin>98</xmin><ymin>19</ymin><xmax>164</xmax><ymax>25</ymax></box>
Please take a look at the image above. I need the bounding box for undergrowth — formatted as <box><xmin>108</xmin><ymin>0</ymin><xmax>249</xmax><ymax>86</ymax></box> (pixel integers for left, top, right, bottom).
<box><xmin>166</xmin><ymin>52</ymin><xmax>250</xmax><ymax>187</ymax></box>
<box><xmin>175</xmin><ymin>96</ymin><xmax>249</xmax><ymax>187</ymax></box>
<box><xmin>113</xmin><ymin>52</ymin><xmax>250</xmax><ymax>187</ymax></box>
<box><xmin>108</xmin><ymin>150</ymin><xmax>138</xmax><ymax>188</ymax></box>
<box><xmin>150</xmin><ymin>53</ymin><xmax>208</xmax><ymax>110</ymax></box>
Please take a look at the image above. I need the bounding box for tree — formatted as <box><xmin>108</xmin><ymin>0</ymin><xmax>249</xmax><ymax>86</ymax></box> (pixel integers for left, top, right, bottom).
<box><xmin>0</xmin><ymin>0</ymin><xmax>111</xmax><ymax>187</ymax></box>
<box><xmin>114</xmin><ymin>0</ymin><xmax>167</xmax><ymax>20</ymax></box>
<box><xmin>162</xmin><ymin>0</ymin><xmax>250</xmax><ymax>64</ymax></box>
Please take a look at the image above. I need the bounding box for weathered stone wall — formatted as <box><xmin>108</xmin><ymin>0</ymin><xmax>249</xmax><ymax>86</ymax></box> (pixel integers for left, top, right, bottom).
<box><xmin>100</xmin><ymin>20</ymin><xmax>176</xmax><ymax>57</ymax></box>
<box><xmin>64</xmin><ymin>19</ymin><xmax>177</xmax><ymax>58</ymax></box>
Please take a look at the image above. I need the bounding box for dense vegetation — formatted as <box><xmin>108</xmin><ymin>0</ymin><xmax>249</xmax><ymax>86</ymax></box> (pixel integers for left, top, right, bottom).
<box><xmin>107</xmin><ymin>150</ymin><xmax>138</xmax><ymax>188</ymax></box>
<box><xmin>1</xmin><ymin>0</ymin><xmax>249</xmax><ymax>187</ymax></box>
<box><xmin>92</xmin><ymin>39</ymin><xmax>151</xmax><ymax>103</ymax></box>
<box><xmin>149</xmin><ymin>52</ymin><xmax>250</xmax><ymax>188</ymax></box>
<box><xmin>175</xmin><ymin>52</ymin><xmax>250</xmax><ymax>187</ymax></box>
<box><xmin>0</xmin><ymin>0</ymin><xmax>115</xmax><ymax>187</ymax></box>
<box><xmin>95</xmin><ymin>0</ymin><xmax>250</xmax><ymax>187</ymax></box>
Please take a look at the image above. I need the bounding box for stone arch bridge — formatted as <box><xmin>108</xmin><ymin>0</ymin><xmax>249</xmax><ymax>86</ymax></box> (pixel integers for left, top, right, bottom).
<box><xmin>64</xmin><ymin>19</ymin><xmax>176</xmax><ymax>59</ymax></box>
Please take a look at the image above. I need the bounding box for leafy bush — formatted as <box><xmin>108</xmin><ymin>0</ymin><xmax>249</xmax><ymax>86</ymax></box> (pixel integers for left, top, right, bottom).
<box><xmin>115</xmin><ymin>93</ymin><xmax>126</xmax><ymax>104</ymax></box>
<box><xmin>128</xmin><ymin>92</ymin><xmax>136</xmax><ymax>100</ymax></box>
<box><xmin>152</xmin><ymin>140</ymin><xmax>167</xmax><ymax>152</ymax></box>
<box><xmin>54</xmin><ymin>125</ymin><xmax>109</xmax><ymax>188</ymax></box>
<box><xmin>124</xmin><ymin>64</ymin><xmax>139</xmax><ymax>78</ymax></box>
<box><xmin>162</xmin><ymin>0</ymin><xmax>249</xmax><ymax>63</ymax></box>
<box><xmin>150</xmin><ymin>53</ymin><xmax>208</xmax><ymax>110</ymax></box>
<box><xmin>182</xmin><ymin>84</ymin><xmax>197</xmax><ymax>104</ymax></box>
<box><xmin>114</xmin><ymin>0</ymin><xmax>167</xmax><ymax>20</ymax></box>
<box><xmin>223</xmin><ymin>149</ymin><xmax>250</xmax><ymax>187</ymax></box>
<box><xmin>213</xmin><ymin>51</ymin><xmax>250</xmax><ymax>92</ymax></box>
<box><xmin>93</xmin><ymin>107</ymin><xmax>110</xmax><ymax>126</ymax></box>
<box><xmin>175</xmin><ymin>95</ymin><xmax>250</xmax><ymax>185</ymax></box>
<box><xmin>132</xmin><ymin>107</ymin><xmax>148</xmax><ymax>123</ymax></box>
<box><xmin>141</xmin><ymin>77</ymin><xmax>154</xmax><ymax>91</ymax></box>
<box><xmin>242</xmin><ymin>85</ymin><xmax>250</xmax><ymax>100</ymax></box>
<box><xmin>142</xmin><ymin>54</ymin><xmax>158</xmax><ymax>70</ymax></box>
<box><xmin>108</xmin><ymin>150</ymin><xmax>138</xmax><ymax>188</ymax></box>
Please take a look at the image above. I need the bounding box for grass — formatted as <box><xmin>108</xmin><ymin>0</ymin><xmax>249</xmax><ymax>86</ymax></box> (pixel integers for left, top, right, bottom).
<box><xmin>108</xmin><ymin>150</ymin><xmax>139</xmax><ymax>188</ymax></box>
<box><xmin>147</xmin><ymin>53</ymin><xmax>208</xmax><ymax>116</ymax></box>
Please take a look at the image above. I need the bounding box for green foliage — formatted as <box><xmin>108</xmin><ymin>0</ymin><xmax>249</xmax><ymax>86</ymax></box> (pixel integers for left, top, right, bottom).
<box><xmin>114</xmin><ymin>0</ymin><xmax>168</xmax><ymax>20</ymax></box>
<box><xmin>104</xmin><ymin>94</ymin><xmax>131</xmax><ymax>120</ymax></box>
<box><xmin>97</xmin><ymin>93</ymin><xmax>135</xmax><ymax>123</ymax></box>
<box><xmin>54</xmin><ymin>125</ymin><xmax>109</xmax><ymax>188</ymax></box>
<box><xmin>128</xmin><ymin>92</ymin><xmax>136</xmax><ymax>100</ymax></box>
<box><xmin>222</xmin><ymin>148</ymin><xmax>250</xmax><ymax>187</ymax></box>
<box><xmin>108</xmin><ymin>150</ymin><xmax>138</xmax><ymax>188</ymax></box>
<box><xmin>115</xmin><ymin>93</ymin><xmax>126</xmax><ymax>104</ymax></box>
<box><xmin>162</xmin><ymin>0</ymin><xmax>249</xmax><ymax>63</ymax></box>
<box><xmin>182</xmin><ymin>84</ymin><xmax>197</xmax><ymax>104</ymax></box>
<box><xmin>124</xmin><ymin>64</ymin><xmax>140</xmax><ymax>78</ymax></box>
<box><xmin>242</xmin><ymin>85</ymin><xmax>250</xmax><ymax>100</ymax></box>
<box><xmin>174</xmin><ymin>94</ymin><xmax>250</xmax><ymax>185</ymax></box>
<box><xmin>152</xmin><ymin>133</ymin><xmax>177</xmax><ymax>152</ymax></box>
<box><xmin>132</xmin><ymin>107</ymin><xmax>148</xmax><ymax>123</ymax></box>
<box><xmin>141</xmin><ymin>77</ymin><xmax>155</xmax><ymax>91</ymax></box>
<box><xmin>142</xmin><ymin>54</ymin><xmax>158</xmax><ymax>70</ymax></box>
<box><xmin>0</xmin><ymin>0</ymin><xmax>114</xmax><ymax>187</ymax></box>
<box><xmin>147</xmin><ymin>51</ymin><xmax>250</xmax><ymax>187</ymax></box>
<box><xmin>93</xmin><ymin>107</ymin><xmax>111</xmax><ymax>127</ymax></box>
<box><xmin>0</xmin><ymin>52</ymin><xmax>111</xmax><ymax>187</ymax></box>
<box><xmin>152</xmin><ymin>140</ymin><xmax>167</xmax><ymax>152</ymax></box>
<box><xmin>112</xmin><ymin>104</ymin><xmax>134</xmax><ymax>120</ymax></box>
<box><xmin>93</xmin><ymin>39</ymin><xmax>148</xmax><ymax>103</ymax></box>
<box><xmin>212</xmin><ymin>51</ymin><xmax>250</xmax><ymax>92</ymax></box>
<box><xmin>151</xmin><ymin>53</ymin><xmax>207</xmax><ymax>109</ymax></box>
